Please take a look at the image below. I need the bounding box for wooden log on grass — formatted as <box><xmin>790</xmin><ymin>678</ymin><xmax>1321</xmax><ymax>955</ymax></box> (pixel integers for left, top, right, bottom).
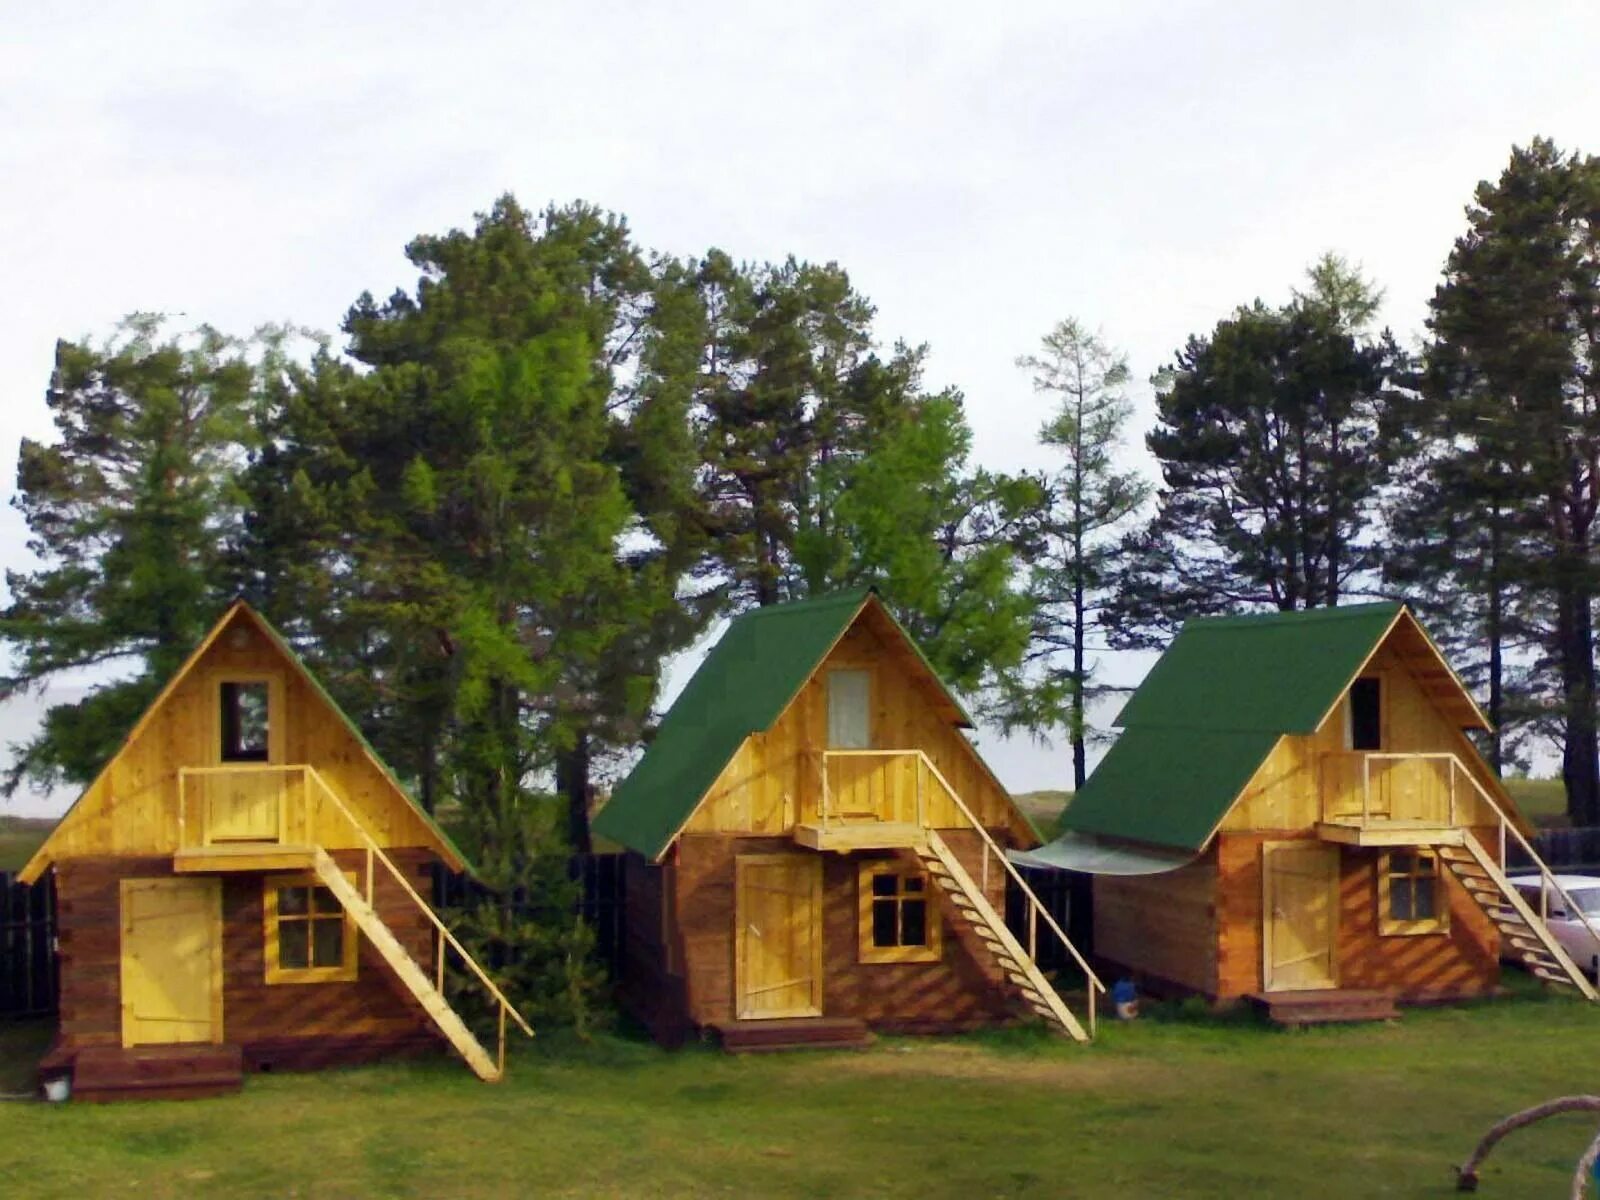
<box><xmin>1454</xmin><ymin>1095</ymin><xmax>1600</xmax><ymax>1195</ymax></box>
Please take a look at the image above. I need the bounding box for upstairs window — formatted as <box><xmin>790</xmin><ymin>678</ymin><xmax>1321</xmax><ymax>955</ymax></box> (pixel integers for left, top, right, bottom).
<box><xmin>827</xmin><ymin>669</ymin><xmax>872</xmax><ymax>749</ymax></box>
<box><xmin>1348</xmin><ymin>677</ymin><xmax>1382</xmax><ymax>752</ymax></box>
<box><xmin>221</xmin><ymin>681</ymin><xmax>271</xmax><ymax>762</ymax></box>
<box><xmin>858</xmin><ymin>863</ymin><xmax>941</xmax><ymax>963</ymax></box>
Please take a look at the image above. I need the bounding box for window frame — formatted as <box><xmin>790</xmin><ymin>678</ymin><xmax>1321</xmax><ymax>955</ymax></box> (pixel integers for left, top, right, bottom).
<box><xmin>1378</xmin><ymin>849</ymin><xmax>1449</xmax><ymax>937</ymax></box>
<box><xmin>826</xmin><ymin>667</ymin><xmax>875</xmax><ymax>750</ymax></box>
<box><xmin>263</xmin><ymin>872</ymin><xmax>359</xmax><ymax>984</ymax></box>
<box><xmin>857</xmin><ymin>862</ymin><xmax>941</xmax><ymax>964</ymax></box>
<box><xmin>1346</xmin><ymin>676</ymin><xmax>1383</xmax><ymax>752</ymax></box>
<box><xmin>211</xmin><ymin>671</ymin><xmax>284</xmax><ymax>766</ymax></box>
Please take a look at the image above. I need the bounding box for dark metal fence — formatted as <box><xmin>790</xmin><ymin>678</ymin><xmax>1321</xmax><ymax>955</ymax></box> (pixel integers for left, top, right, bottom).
<box><xmin>1509</xmin><ymin>827</ymin><xmax>1600</xmax><ymax>875</ymax></box>
<box><xmin>1005</xmin><ymin>865</ymin><xmax>1074</xmax><ymax>972</ymax></box>
<box><xmin>431</xmin><ymin>852</ymin><xmax>626</xmax><ymax>976</ymax></box>
<box><xmin>0</xmin><ymin>871</ymin><xmax>57</xmax><ymax>1019</ymax></box>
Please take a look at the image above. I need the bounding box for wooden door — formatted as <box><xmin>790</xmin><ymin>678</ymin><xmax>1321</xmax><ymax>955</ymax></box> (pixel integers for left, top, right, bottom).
<box><xmin>205</xmin><ymin>772</ymin><xmax>284</xmax><ymax>841</ymax></box>
<box><xmin>1263</xmin><ymin>843</ymin><xmax>1339</xmax><ymax>992</ymax></box>
<box><xmin>735</xmin><ymin>854</ymin><xmax>823</xmax><ymax>1019</ymax></box>
<box><xmin>120</xmin><ymin>877</ymin><xmax>223</xmax><ymax>1046</ymax></box>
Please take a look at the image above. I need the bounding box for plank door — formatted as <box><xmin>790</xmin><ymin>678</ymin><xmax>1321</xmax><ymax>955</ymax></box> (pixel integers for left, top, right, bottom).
<box><xmin>1262</xmin><ymin>843</ymin><xmax>1339</xmax><ymax>992</ymax></box>
<box><xmin>735</xmin><ymin>854</ymin><xmax>823</xmax><ymax>1019</ymax></box>
<box><xmin>120</xmin><ymin>877</ymin><xmax>223</xmax><ymax>1046</ymax></box>
<box><xmin>205</xmin><ymin>772</ymin><xmax>284</xmax><ymax>842</ymax></box>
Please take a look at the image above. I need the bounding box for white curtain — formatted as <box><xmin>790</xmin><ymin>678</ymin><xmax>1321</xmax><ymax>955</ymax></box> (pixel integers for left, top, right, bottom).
<box><xmin>827</xmin><ymin>670</ymin><xmax>871</xmax><ymax>748</ymax></box>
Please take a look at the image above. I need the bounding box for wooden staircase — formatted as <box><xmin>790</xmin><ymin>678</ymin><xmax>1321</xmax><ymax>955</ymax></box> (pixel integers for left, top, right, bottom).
<box><xmin>309</xmin><ymin>849</ymin><xmax>507</xmax><ymax>1080</ymax></box>
<box><xmin>1436</xmin><ymin>838</ymin><xmax>1600</xmax><ymax>1000</ymax></box>
<box><xmin>915</xmin><ymin>830</ymin><xmax>1090</xmax><ymax>1041</ymax></box>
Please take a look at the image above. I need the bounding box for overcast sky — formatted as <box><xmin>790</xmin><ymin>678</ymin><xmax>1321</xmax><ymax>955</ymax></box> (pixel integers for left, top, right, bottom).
<box><xmin>3</xmin><ymin>2</ymin><xmax>1597</xmax><ymax>815</ymax></box>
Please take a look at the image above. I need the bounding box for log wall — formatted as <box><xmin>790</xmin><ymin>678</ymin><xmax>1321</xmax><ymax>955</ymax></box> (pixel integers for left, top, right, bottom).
<box><xmin>54</xmin><ymin>849</ymin><xmax>441</xmax><ymax>1070</ymax></box>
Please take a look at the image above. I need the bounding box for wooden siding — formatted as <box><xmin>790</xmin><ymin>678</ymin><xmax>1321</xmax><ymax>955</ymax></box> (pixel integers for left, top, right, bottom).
<box><xmin>668</xmin><ymin>831</ymin><xmax>1014</xmax><ymax>1032</ymax></box>
<box><xmin>682</xmin><ymin>618</ymin><xmax>1018</xmax><ymax>840</ymax></box>
<box><xmin>53</xmin><ymin>850</ymin><xmax>440</xmax><ymax>1063</ymax></box>
<box><xmin>1093</xmin><ymin>856</ymin><xmax>1218</xmax><ymax>994</ymax></box>
<box><xmin>31</xmin><ymin>609</ymin><xmax>442</xmax><ymax>868</ymax></box>
<box><xmin>1220</xmin><ymin>637</ymin><xmax>1506</xmax><ymax>836</ymax></box>
<box><xmin>1212</xmin><ymin>831</ymin><xmax>1499</xmax><ymax>999</ymax></box>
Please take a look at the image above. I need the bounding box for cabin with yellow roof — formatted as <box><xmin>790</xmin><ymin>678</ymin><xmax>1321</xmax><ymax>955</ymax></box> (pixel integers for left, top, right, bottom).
<box><xmin>20</xmin><ymin>601</ymin><xmax>529</xmax><ymax>1100</ymax></box>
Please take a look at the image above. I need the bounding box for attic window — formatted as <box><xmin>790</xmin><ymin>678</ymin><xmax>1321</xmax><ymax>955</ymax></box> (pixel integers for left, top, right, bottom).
<box><xmin>1348</xmin><ymin>678</ymin><xmax>1382</xmax><ymax>752</ymax></box>
<box><xmin>858</xmin><ymin>863</ymin><xmax>940</xmax><ymax>963</ymax></box>
<box><xmin>221</xmin><ymin>682</ymin><xmax>271</xmax><ymax>762</ymax></box>
<box><xmin>828</xmin><ymin>669</ymin><xmax>872</xmax><ymax>749</ymax></box>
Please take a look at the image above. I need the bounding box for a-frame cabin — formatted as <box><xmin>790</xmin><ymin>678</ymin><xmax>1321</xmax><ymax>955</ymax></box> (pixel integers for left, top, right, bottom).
<box><xmin>19</xmin><ymin>601</ymin><xmax>530</xmax><ymax>1100</ymax></box>
<box><xmin>1046</xmin><ymin>603</ymin><xmax>1600</xmax><ymax>1021</ymax></box>
<box><xmin>594</xmin><ymin>588</ymin><xmax>1103</xmax><ymax>1050</ymax></box>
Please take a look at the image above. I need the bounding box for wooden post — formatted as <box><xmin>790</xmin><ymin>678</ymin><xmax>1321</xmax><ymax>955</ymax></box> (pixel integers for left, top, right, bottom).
<box><xmin>1500</xmin><ymin>818</ymin><xmax>1507</xmax><ymax>873</ymax></box>
<box><xmin>497</xmin><ymin>1003</ymin><xmax>507</xmax><ymax>1078</ymax></box>
<box><xmin>1449</xmin><ymin>760</ymin><xmax>1457</xmax><ymax>827</ymax></box>
<box><xmin>1362</xmin><ymin>755</ymin><xmax>1371</xmax><ymax>826</ymax></box>
<box><xmin>981</xmin><ymin>844</ymin><xmax>989</xmax><ymax>895</ymax></box>
<box><xmin>177</xmin><ymin>770</ymin><xmax>186</xmax><ymax>849</ymax></box>
<box><xmin>366</xmin><ymin>846</ymin><xmax>374</xmax><ymax>906</ymax></box>
<box><xmin>436</xmin><ymin>927</ymin><xmax>445</xmax><ymax>994</ymax></box>
<box><xmin>820</xmin><ymin>753</ymin><xmax>831</xmax><ymax>832</ymax></box>
<box><xmin>916</xmin><ymin>757</ymin><xmax>925</xmax><ymax>830</ymax></box>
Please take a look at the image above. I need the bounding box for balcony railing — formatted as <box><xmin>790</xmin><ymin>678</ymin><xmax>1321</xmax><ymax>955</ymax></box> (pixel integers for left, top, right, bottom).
<box><xmin>1320</xmin><ymin>751</ymin><xmax>1469</xmax><ymax>828</ymax></box>
<box><xmin>178</xmin><ymin>763</ymin><xmax>312</xmax><ymax>848</ymax></box>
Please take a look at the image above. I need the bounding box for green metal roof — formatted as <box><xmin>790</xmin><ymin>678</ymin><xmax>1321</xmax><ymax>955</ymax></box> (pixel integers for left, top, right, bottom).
<box><xmin>1060</xmin><ymin>603</ymin><xmax>1406</xmax><ymax>852</ymax></box>
<box><xmin>594</xmin><ymin>588</ymin><xmax>973</xmax><ymax>861</ymax></box>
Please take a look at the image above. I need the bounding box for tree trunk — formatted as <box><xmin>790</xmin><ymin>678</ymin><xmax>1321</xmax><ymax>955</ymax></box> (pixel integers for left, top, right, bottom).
<box><xmin>1558</xmin><ymin>580</ymin><xmax>1600</xmax><ymax>825</ymax></box>
<box><xmin>558</xmin><ymin>731</ymin><xmax>593</xmax><ymax>854</ymax></box>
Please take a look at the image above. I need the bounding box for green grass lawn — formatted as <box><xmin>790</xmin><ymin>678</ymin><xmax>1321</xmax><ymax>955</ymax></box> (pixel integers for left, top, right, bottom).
<box><xmin>5</xmin><ymin>978</ymin><xmax>1600</xmax><ymax>1198</ymax></box>
<box><xmin>1505</xmin><ymin>777</ymin><xmax>1569</xmax><ymax>827</ymax></box>
<box><xmin>0</xmin><ymin>816</ymin><xmax>54</xmax><ymax>872</ymax></box>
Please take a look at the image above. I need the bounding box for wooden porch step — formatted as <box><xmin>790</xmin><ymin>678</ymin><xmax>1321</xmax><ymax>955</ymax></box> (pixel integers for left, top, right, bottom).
<box><xmin>1248</xmin><ymin>988</ymin><xmax>1400</xmax><ymax>1027</ymax></box>
<box><xmin>67</xmin><ymin>1043</ymin><xmax>244</xmax><ymax>1103</ymax></box>
<box><xmin>706</xmin><ymin>1017</ymin><xmax>873</xmax><ymax>1054</ymax></box>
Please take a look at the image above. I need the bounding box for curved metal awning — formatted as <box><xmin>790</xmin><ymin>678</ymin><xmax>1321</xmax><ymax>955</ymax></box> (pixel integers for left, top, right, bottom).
<box><xmin>1009</xmin><ymin>831</ymin><xmax>1198</xmax><ymax>876</ymax></box>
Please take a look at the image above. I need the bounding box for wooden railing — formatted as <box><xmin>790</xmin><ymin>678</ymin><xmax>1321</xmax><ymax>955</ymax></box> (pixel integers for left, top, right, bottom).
<box><xmin>178</xmin><ymin>763</ymin><xmax>306</xmax><ymax>846</ymax></box>
<box><xmin>299</xmin><ymin>765</ymin><xmax>534</xmax><ymax>1073</ymax></box>
<box><xmin>1321</xmin><ymin>751</ymin><xmax>1468</xmax><ymax>827</ymax></box>
<box><xmin>818</xmin><ymin>748</ymin><xmax>1106</xmax><ymax>1033</ymax></box>
<box><xmin>1326</xmin><ymin>751</ymin><xmax>1600</xmax><ymax>971</ymax></box>
<box><xmin>176</xmin><ymin>762</ymin><xmax>533</xmax><ymax>1071</ymax></box>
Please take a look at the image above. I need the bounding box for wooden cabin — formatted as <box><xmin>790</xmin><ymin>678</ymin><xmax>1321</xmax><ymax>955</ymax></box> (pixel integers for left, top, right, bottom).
<box><xmin>18</xmin><ymin>601</ymin><xmax>530</xmax><ymax>1100</ymax></box>
<box><xmin>1046</xmin><ymin>602</ymin><xmax>1599</xmax><ymax>1022</ymax></box>
<box><xmin>593</xmin><ymin>588</ymin><xmax>1102</xmax><ymax>1051</ymax></box>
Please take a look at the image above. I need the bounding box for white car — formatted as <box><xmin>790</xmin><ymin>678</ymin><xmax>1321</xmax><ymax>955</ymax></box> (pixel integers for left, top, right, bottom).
<box><xmin>1507</xmin><ymin>873</ymin><xmax>1600</xmax><ymax>980</ymax></box>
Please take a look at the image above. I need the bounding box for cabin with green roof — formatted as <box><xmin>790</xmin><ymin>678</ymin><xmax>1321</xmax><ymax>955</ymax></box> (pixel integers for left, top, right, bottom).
<box><xmin>1041</xmin><ymin>602</ymin><xmax>1599</xmax><ymax>1018</ymax></box>
<box><xmin>595</xmin><ymin>589</ymin><xmax>1103</xmax><ymax>1049</ymax></box>
<box><xmin>19</xmin><ymin>600</ymin><xmax>530</xmax><ymax>1100</ymax></box>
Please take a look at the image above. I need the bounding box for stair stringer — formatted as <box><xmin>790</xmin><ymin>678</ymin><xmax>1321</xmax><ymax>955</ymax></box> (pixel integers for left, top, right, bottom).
<box><xmin>1438</xmin><ymin>837</ymin><xmax>1599</xmax><ymax>1001</ymax></box>
<box><xmin>309</xmin><ymin>848</ymin><xmax>504</xmax><ymax>1079</ymax></box>
<box><xmin>915</xmin><ymin>830</ymin><xmax>1089</xmax><ymax>1041</ymax></box>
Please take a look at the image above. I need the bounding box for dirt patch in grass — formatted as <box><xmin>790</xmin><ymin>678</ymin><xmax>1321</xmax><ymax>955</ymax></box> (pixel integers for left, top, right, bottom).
<box><xmin>792</xmin><ymin>1038</ymin><xmax>1170</xmax><ymax>1090</ymax></box>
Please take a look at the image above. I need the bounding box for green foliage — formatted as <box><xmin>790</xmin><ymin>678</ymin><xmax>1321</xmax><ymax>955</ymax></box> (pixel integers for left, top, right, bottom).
<box><xmin>1109</xmin><ymin>260</ymin><xmax>1409</xmax><ymax>645</ymax></box>
<box><xmin>2</xmin><ymin>316</ymin><xmax>259</xmax><ymax>793</ymax></box>
<box><xmin>445</xmin><ymin>796</ymin><xmax>610</xmax><ymax>1035</ymax></box>
<box><xmin>1003</xmin><ymin>319</ymin><xmax>1150</xmax><ymax>783</ymax></box>
<box><xmin>1411</xmin><ymin>137</ymin><xmax>1600</xmax><ymax>820</ymax></box>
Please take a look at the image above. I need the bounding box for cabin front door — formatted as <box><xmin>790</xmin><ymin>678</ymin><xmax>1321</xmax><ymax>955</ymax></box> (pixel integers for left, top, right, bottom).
<box><xmin>735</xmin><ymin>854</ymin><xmax>823</xmax><ymax>1019</ymax></box>
<box><xmin>1263</xmin><ymin>842</ymin><xmax>1339</xmax><ymax>992</ymax></box>
<box><xmin>119</xmin><ymin>877</ymin><xmax>223</xmax><ymax>1046</ymax></box>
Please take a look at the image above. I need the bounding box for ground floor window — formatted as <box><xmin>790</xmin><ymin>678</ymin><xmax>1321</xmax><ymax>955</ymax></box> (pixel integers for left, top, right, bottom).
<box><xmin>264</xmin><ymin>874</ymin><xmax>358</xmax><ymax>983</ymax></box>
<box><xmin>858</xmin><ymin>862</ymin><xmax>941</xmax><ymax>963</ymax></box>
<box><xmin>1379</xmin><ymin>850</ymin><xmax>1448</xmax><ymax>936</ymax></box>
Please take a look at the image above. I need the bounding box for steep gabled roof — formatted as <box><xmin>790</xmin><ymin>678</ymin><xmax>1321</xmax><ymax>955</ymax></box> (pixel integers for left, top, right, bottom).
<box><xmin>1060</xmin><ymin>602</ymin><xmax>1493</xmax><ymax>853</ymax></box>
<box><xmin>593</xmin><ymin>588</ymin><xmax>980</xmax><ymax>861</ymax></box>
<box><xmin>20</xmin><ymin>600</ymin><xmax>467</xmax><ymax>881</ymax></box>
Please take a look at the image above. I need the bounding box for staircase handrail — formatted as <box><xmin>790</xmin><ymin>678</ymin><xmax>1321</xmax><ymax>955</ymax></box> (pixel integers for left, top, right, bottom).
<box><xmin>909</xmin><ymin>750</ymin><xmax>1106</xmax><ymax>997</ymax></box>
<box><xmin>1436</xmin><ymin>754</ymin><xmax>1600</xmax><ymax>969</ymax></box>
<box><xmin>301</xmin><ymin>765</ymin><xmax>534</xmax><ymax>1040</ymax></box>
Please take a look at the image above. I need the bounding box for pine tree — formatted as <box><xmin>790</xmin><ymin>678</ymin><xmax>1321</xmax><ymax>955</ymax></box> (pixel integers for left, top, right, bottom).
<box><xmin>2</xmin><ymin>317</ymin><xmax>256</xmax><ymax>793</ymax></box>
<box><xmin>1007</xmin><ymin>320</ymin><xmax>1149</xmax><ymax>788</ymax></box>
<box><xmin>1422</xmin><ymin>138</ymin><xmax>1600</xmax><ymax>819</ymax></box>
<box><xmin>1107</xmin><ymin>261</ymin><xmax>1409</xmax><ymax>645</ymax></box>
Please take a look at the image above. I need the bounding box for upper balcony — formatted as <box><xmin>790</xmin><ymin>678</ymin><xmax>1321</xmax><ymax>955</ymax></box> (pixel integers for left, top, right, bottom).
<box><xmin>172</xmin><ymin>763</ymin><xmax>367</xmax><ymax>872</ymax></box>
<box><xmin>1314</xmin><ymin>752</ymin><xmax>1485</xmax><ymax>846</ymax></box>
